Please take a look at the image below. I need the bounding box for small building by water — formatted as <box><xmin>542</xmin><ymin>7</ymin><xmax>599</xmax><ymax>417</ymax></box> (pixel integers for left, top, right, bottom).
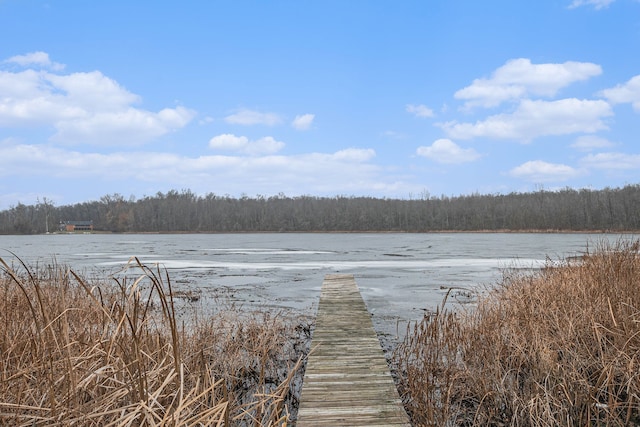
<box><xmin>59</xmin><ymin>220</ymin><xmax>94</xmax><ymax>232</ymax></box>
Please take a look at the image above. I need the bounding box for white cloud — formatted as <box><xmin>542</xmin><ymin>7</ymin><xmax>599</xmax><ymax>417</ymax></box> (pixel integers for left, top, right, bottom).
<box><xmin>580</xmin><ymin>152</ymin><xmax>640</xmax><ymax>170</ymax></box>
<box><xmin>0</xmin><ymin>143</ymin><xmax>99</xmax><ymax>177</ymax></box>
<box><xmin>455</xmin><ymin>58</ymin><xmax>602</xmax><ymax>109</ymax></box>
<box><xmin>509</xmin><ymin>160</ymin><xmax>582</xmax><ymax>182</ymax></box>
<box><xmin>599</xmin><ymin>75</ymin><xmax>640</xmax><ymax>111</ymax></box>
<box><xmin>416</xmin><ymin>139</ymin><xmax>481</xmax><ymax>164</ymax></box>
<box><xmin>209</xmin><ymin>134</ymin><xmax>249</xmax><ymax>150</ymax></box>
<box><xmin>5</xmin><ymin>51</ymin><xmax>65</xmax><ymax>71</ymax></box>
<box><xmin>568</xmin><ymin>0</ymin><xmax>615</xmax><ymax>10</ymax></box>
<box><xmin>248</xmin><ymin>137</ymin><xmax>286</xmax><ymax>155</ymax></box>
<box><xmin>332</xmin><ymin>148</ymin><xmax>376</xmax><ymax>162</ymax></box>
<box><xmin>209</xmin><ymin>133</ymin><xmax>285</xmax><ymax>155</ymax></box>
<box><xmin>0</xmin><ymin>142</ymin><xmax>405</xmax><ymax>199</ymax></box>
<box><xmin>440</xmin><ymin>98</ymin><xmax>612</xmax><ymax>141</ymax></box>
<box><xmin>52</xmin><ymin>106</ymin><xmax>195</xmax><ymax>145</ymax></box>
<box><xmin>291</xmin><ymin>113</ymin><xmax>315</xmax><ymax>130</ymax></box>
<box><xmin>224</xmin><ymin>109</ymin><xmax>282</xmax><ymax>126</ymax></box>
<box><xmin>46</xmin><ymin>71</ymin><xmax>140</xmax><ymax>111</ymax></box>
<box><xmin>0</xmin><ymin>69</ymin><xmax>85</xmax><ymax>125</ymax></box>
<box><xmin>406</xmin><ymin>104</ymin><xmax>434</xmax><ymax>118</ymax></box>
<box><xmin>570</xmin><ymin>135</ymin><xmax>616</xmax><ymax>151</ymax></box>
<box><xmin>0</xmin><ymin>53</ymin><xmax>195</xmax><ymax>145</ymax></box>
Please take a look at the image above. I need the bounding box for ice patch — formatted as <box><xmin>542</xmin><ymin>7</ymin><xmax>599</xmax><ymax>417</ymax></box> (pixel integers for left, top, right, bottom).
<box><xmin>207</xmin><ymin>248</ymin><xmax>336</xmax><ymax>255</ymax></box>
<box><xmin>97</xmin><ymin>257</ymin><xmax>546</xmax><ymax>271</ymax></box>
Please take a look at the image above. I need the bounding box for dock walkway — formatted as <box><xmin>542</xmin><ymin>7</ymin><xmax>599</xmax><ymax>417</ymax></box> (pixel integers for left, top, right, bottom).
<box><xmin>296</xmin><ymin>274</ymin><xmax>410</xmax><ymax>426</ymax></box>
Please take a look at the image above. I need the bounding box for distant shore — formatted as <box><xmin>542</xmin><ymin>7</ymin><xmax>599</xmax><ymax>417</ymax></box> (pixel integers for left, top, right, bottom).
<box><xmin>32</xmin><ymin>228</ymin><xmax>640</xmax><ymax>236</ymax></box>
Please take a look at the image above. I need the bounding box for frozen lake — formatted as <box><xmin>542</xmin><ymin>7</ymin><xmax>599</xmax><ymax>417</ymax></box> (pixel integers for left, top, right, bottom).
<box><xmin>1</xmin><ymin>232</ymin><xmax>635</xmax><ymax>337</ymax></box>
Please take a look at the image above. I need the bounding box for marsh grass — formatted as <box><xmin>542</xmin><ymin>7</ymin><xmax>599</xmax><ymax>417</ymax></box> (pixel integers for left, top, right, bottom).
<box><xmin>393</xmin><ymin>239</ymin><xmax>640</xmax><ymax>426</ymax></box>
<box><xmin>0</xmin><ymin>256</ymin><xmax>309</xmax><ymax>426</ymax></box>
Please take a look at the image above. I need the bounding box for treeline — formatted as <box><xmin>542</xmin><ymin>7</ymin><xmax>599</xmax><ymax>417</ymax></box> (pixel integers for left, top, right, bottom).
<box><xmin>1</xmin><ymin>184</ymin><xmax>640</xmax><ymax>234</ymax></box>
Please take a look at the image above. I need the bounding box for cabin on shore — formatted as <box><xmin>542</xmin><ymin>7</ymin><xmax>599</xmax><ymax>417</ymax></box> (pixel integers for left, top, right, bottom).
<box><xmin>59</xmin><ymin>220</ymin><xmax>94</xmax><ymax>232</ymax></box>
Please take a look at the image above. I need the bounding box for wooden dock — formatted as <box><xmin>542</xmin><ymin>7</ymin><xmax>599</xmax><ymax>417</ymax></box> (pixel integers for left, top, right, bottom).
<box><xmin>296</xmin><ymin>274</ymin><xmax>410</xmax><ymax>426</ymax></box>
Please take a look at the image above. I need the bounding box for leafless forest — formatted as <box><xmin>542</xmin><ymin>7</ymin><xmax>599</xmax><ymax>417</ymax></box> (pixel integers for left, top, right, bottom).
<box><xmin>2</xmin><ymin>184</ymin><xmax>639</xmax><ymax>234</ymax></box>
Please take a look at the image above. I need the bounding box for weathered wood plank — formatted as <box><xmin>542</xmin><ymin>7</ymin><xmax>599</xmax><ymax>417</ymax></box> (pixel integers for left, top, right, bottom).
<box><xmin>296</xmin><ymin>274</ymin><xmax>410</xmax><ymax>426</ymax></box>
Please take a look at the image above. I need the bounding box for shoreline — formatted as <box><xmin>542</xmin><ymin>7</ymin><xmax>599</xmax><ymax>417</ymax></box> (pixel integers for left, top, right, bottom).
<box><xmin>23</xmin><ymin>228</ymin><xmax>640</xmax><ymax>236</ymax></box>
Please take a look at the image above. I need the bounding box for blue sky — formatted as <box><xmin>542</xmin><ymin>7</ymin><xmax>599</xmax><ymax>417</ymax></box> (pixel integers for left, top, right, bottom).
<box><xmin>1</xmin><ymin>0</ymin><xmax>639</xmax><ymax>209</ymax></box>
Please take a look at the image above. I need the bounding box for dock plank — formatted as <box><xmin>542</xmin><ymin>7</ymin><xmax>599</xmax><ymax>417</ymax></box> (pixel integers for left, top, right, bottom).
<box><xmin>296</xmin><ymin>274</ymin><xmax>410</xmax><ymax>426</ymax></box>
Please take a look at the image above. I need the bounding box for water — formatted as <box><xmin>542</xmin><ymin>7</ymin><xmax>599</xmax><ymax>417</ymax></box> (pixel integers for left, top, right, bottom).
<box><xmin>0</xmin><ymin>232</ymin><xmax>634</xmax><ymax>337</ymax></box>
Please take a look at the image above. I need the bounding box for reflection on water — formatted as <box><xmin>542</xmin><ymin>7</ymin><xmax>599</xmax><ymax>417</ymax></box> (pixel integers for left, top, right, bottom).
<box><xmin>1</xmin><ymin>232</ymin><xmax>635</xmax><ymax>337</ymax></box>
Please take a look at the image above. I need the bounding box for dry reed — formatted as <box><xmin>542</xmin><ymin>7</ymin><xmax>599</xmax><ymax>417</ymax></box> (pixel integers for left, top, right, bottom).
<box><xmin>0</xmin><ymin>256</ymin><xmax>309</xmax><ymax>426</ymax></box>
<box><xmin>392</xmin><ymin>239</ymin><xmax>640</xmax><ymax>426</ymax></box>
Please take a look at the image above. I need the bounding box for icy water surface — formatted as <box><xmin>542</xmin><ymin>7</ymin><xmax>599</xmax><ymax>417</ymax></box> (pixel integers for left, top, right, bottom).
<box><xmin>1</xmin><ymin>232</ymin><xmax>634</xmax><ymax>337</ymax></box>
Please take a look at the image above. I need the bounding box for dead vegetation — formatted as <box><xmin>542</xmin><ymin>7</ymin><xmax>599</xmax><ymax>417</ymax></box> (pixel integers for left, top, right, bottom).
<box><xmin>393</xmin><ymin>239</ymin><xmax>640</xmax><ymax>426</ymax></box>
<box><xmin>0</xmin><ymin>257</ymin><xmax>310</xmax><ymax>426</ymax></box>
<box><xmin>4</xmin><ymin>239</ymin><xmax>639</xmax><ymax>426</ymax></box>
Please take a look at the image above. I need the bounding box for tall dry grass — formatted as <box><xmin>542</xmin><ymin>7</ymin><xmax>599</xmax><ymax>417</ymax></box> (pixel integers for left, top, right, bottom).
<box><xmin>0</xmin><ymin>257</ymin><xmax>309</xmax><ymax>426</ymax></box>
<box><xmin>393</xmin><ymin>239</ymin><xmax>640</xmax><ymax>426</ymax></box>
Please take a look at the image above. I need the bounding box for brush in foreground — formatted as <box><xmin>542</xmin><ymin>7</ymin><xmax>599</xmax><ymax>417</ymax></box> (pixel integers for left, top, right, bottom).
<box><xmin>393</xmin><ymin>239</ymin><xmax>640</xmax><ymax>426</ymax></box>
<box><xmin>0</xmin><ymin>257</ymin><xmax>309</xmax><ymax>426</ymax></box>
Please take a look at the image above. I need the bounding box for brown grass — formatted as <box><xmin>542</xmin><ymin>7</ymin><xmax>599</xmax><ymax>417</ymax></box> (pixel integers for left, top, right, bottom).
<box><xmin>0</xmin><ymin>257</ymin><xmax>310</xmax><ymax>426</ymax></box>
<box><xmin>392</xmin><ymin>239</ymin><xmax>640</xmax><ymax>426</ymax></box>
